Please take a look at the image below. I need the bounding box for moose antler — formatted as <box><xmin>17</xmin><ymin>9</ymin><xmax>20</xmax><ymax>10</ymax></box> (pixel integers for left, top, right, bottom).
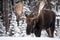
<box><xmin>38</xmin><ymin>0</ymin><xmax>46</xmax><ymax>14</ymax></box>
<box><xmin>25</xmin><ymin>0</ymin><xmax>46</xmax><ymax>21</ymax></box>
<box><xmin>31</xmin><ymin>0</ymin><xmax>46</xmax><ymax>20</ymax></box>
<box><xmin>15</xmin><ymin>2</ymin><xmax>24</xmax><ymax>26</ymax></box>
<box><xmin>15</xmin><ymin>2</ymin><xmax>23</xmax><ymax>16</ymax></box>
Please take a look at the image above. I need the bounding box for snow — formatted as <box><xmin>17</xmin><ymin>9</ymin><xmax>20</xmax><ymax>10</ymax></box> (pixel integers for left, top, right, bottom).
<box><xmin>0</xmin><ymin>37</ymin><xmax>60</xmax><ymax>40</ymax></box>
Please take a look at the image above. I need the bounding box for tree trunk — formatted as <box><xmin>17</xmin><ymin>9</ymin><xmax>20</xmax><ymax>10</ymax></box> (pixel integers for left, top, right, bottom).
<box><xmin>3</xmin><ymin>0</ymin><xmax>9</xmax><ymax>34</ymax></box>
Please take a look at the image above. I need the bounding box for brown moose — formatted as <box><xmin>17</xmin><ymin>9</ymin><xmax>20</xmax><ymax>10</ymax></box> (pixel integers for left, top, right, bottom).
<box><xmin>25</xmin><ymin>0</ymin><xmax>56</xmax><ymax>37</ymax></box>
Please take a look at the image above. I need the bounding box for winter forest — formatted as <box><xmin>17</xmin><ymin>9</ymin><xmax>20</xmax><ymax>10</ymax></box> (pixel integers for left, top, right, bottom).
<box><xmin>0</xmin><ymin>0</ymin><xmax>60</xmax><ymax>39</ymax></box>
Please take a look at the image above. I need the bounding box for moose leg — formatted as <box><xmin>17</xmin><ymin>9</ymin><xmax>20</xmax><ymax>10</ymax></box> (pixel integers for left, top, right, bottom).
<box><xmin>46</xmin><ymin>27</ymin><xmax>54</xmax><ymax>37</ymax></box>
<box><xmin>47</xmin><ymin>18</ymin><xmax>55</xmax><ymax>37</ymax></box>
<box><xmin>26</xmin><ymin>26</ymin><xmax>33</xmax><ymax>35</ymax></box>
<box><xmin>34</xmin><ymin>28</ymin><xmax>41</xmax><ymax>37</ymax></box>
<box><xmin>46</xmin><ymin>27</ymin><xmax>52</xmax><ymax>37</ymax></box>
<box><xmin>50</xmin><ymin>23</ymin><xmax>55</xmax><ymax>37</ymax></box>
<box><xmin>50</xmin><ymin>26</ymin><xmax>55</xmax><ymax>37</ymax></box>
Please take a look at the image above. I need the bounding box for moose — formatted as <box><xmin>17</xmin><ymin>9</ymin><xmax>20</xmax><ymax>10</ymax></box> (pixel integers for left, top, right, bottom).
<box><xmin>25</xmin><ymin>0</ymin><xmax>56</xmax><ymax>37</ymax></box>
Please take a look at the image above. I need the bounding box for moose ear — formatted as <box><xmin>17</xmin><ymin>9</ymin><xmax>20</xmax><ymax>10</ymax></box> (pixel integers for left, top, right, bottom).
<box><xmin>25</xmin><ymin>11</ymin><xmax>29</xmax><ymax>17</ymax></box>
<box><xmin>25</xmin><ymin>14</ymin><xmax>28</xmax><ymax>17</ymax></box>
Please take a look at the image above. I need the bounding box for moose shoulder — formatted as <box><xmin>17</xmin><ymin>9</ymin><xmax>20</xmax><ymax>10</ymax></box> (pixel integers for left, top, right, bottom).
<box><xmin>25</xmin><ymin>10</ymin><xmax>56</xmax><ymax>37</ymax></box>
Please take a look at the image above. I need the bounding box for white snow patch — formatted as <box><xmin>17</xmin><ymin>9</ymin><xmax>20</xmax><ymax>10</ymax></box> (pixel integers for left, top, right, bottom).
<box><xmin>0</xmin><ymin>37</ymin><xmax>60</xmax><ymax>40</ymax></box>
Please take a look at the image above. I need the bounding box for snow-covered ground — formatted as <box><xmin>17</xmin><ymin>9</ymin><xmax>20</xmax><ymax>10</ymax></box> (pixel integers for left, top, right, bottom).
<box><xmin>0</xmin><ymin>37</ymin><xmax>60</xmax><ymax>40</ymax></box>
